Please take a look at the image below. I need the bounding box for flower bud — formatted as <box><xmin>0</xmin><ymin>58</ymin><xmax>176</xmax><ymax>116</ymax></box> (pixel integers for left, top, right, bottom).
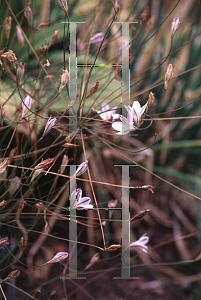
<box><xmin>60</xmin><ymin>155</ymin><xmax>69</xmax><ymax>174</ymax></box>
<box><xmin>164</xmin><ymin>64</ymin><xmax>173</xmax><ymax>89</ymax></box>
<box><xmin>73</xmin><ymin>160</ymin><xmax>88</xmax><ymax>178</ymax></box>
<box><xmin>0</xmin><ymin>158</ymin><xmax>10</xmax><ymax>174</ymax></box>
<box><xmin>59</xmin><ymin>69</ymin><xmax>69</xmax><ymax>92</ymax></box>
<box><xmin>44</xmin><ymin>59</ymin><xmax>50</xmax><ymax>68</ymax></box>
<box><xmin>0</xmin><ymin>237</ymin><xmax>8</xmax><ymax>247</ymax></box>
<box><xmin>3</xmin><ymin>17</ymin><xmax>11</xmax><ymax>40</ymax></box>
<box><xmin>3</xmin><ymin>270</ymin><xmax>20</xmax><ymax>282</ymax></box>
<box><xmin>22</xmin><ymin>95</ymin><xmax>32</xmax><ymax>118</ymax></box>
<box><xmin>86</xmin><ymin>81</ymin><xmax>99</xmax><ymax>99</ymax></box>
<box><xmin>42</xmin><ymin>115</ymin><xmax>57</xmax><ymax>137</ymax></box>
<box><xmin>24</xmin><ymin>5</ymin><xmax>33</xmax><ymax>27</ymax></box>
<box><xmin>0</xmin><ymin>200</ymin><xmax>6</xmax><ymax>210</ymax></box>
<box><xmin>49</xmin><ymin>29</ymin><xmax>60</xmax><ymax>48</ymax></box>
<box><xmin>39</xmin><ymin>45</ymin><xmax>48</xmax><ymax>60</ymax></box>
<box><xmin>46</xmin><ymin>252</ymin><xmax>68</xmax><ymax>264</ymax></box>
<box><xmin>147</xmin><ymin>92</ymin><xmax>155</xmax><ymax>107</ymax></box>
<box><xmin>17</xmin><ymin>62</ymin><xmax>25</xmax><ymax>81</ymax></box>
<box><xmin>34</xmin><ymin>158</ymin><xmax>54</xmax><ymax>170</ymax></box>
<box><xmin>89</xmin><ymin>33</ymin><xmax>104</xmax><ymax>45</ymax></box>
<box><xmin>0</xmin><ymin>104</ymin><xmax>5</xmax><ymax>127</ymax></box>
<box><xmin>171</xmin><ymin>17</ymin><xmax>181</xmax><ymax>39</ymax></box>
<box><xmin>9</xmin><ymin>176</ymin><xmax>21</xmax><ymax>196</ymax></box>
<box><xmin>140</xmin><ymin>6</ymin><xmax>149</xmax><ymax>27</ymax></box>
<box><xmin>16</xmin><ymin>25</ymin><xmax>24</xmax><ymax>47</ymax></box>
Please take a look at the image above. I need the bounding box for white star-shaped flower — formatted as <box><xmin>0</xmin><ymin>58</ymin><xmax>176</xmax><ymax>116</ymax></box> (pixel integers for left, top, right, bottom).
<box><xmin>130</xmin><ymin>233</ymin><xmax>149</xmax><ymax>253</ymax></box>
<box><xmin>97</xmin><ymin>103</ymin><xmax>119</xmax><ymax>121</ymax></box>
<box><xmin>71</xmin><ymin>188</ymin><xmax>93</xmax><ymax>209</ymax></box>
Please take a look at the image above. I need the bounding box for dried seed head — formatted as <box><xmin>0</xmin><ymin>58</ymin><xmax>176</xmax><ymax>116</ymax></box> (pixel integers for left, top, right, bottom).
<box><xmin>140</xmin><ymin>6</ymin><xmax>149</xmax><ymax>27</ymax></box>
<box><xmin>9</xmin><ymin>176</ymin><xmax>21</xmax><ymax>197</ymax></box>
<box><xmin>39</xmin><ymin>45</ymin><xmax>48</xmax><ymax>60</ymax></box>
<box><xmin>3</xmin><ymin>17</ymin><xmax>11</xmax><ymax>40</ymax></box>
<box><xmin>91</xmin><ymin>108</ymin><xmax>95</xmax><ymax>113</ymax></box>
<box><xmin>17</xmin><ymin>62</ymin><xmax>25</xmax><ymax>81</ymax></box>
<box><xmin>0</xmin><ymin>237</ymin><xmax>8</xmax><ymax>247</ymax></box>
<box><xmin>1</xmin><ymin>50</ymin><xmax>17</xmax><ymax>69</ymax></box>
<box><xmin>141</xmin><ymin>185</ymin><xmax>154</xmax><ymax>193</ymax></box>
<box><xmin>0</xmin><ymin>104</ymin><xmax>5</xmax><ymax>127</ymax></box>
<box><xmin>49</xmin><ymin>29</ymin><xmax>60</xmax><ymax>48</ymax></box>
<box><xmin>62</xmin><ymin>142</ymin><xmax>79</xmax><ymax>148</ymax></box>
<box><xmin>19</xmin><ymin>236</ymin><xmax>26</xmax><ymax>254</ymax></box>
<box><xmin>3</xmin><ymin>270</ymin><xmax>20</xmax><ymax>282</ymax></box>
<box><xmin>58</xmin><ymin>0</ymin><xmax>68</xmax><ymax>17</ymax></box>
<box><xmin>16</xmin><ymin>26</ymin><xmax>24</xmax><ymax>48</ymax></box>
<box><xmin>22</xmin><ymin>95</ymin><xmax>32</xmax><ymax>118</ymax></box>
<box><xmin>147</xmin><ymin>92</ymin><xmax>155</xmax><ymax>108</ymax></box>
<box><xmin>0</xmin><ymin>158</ymin><xmax>10</xmax><ymax>174</ymax></box>
<box><xmin>171</xmin><ymin>17</ymin><xmax>181</xmax><ymax>39</ymax></box>
<box><xmin>46</xmin><ymin>252</ymin><xmax>68</xmax><ymax>264</ymax></box>
<box><xmin>164</xmin><ymin>64</ymin><xmax>173</xmax><ymax>89</ymax></box>
<box><xmin>86</xmin><ymin>81</ymin><xmax>99</xmax><ymax>99</ymax></box>
<box><xmin>131</xmin><ymin>209</ymin><xmax>150</xmax><ymax>222</ymax></box>
<box><xmin>16</xmin><ymin>200</ymin><xmax>26</xmax><ymax>221</ymax></box>
<box><xmin>105</xmin><ymin>244</ymin><xmax>121</xmax><ymax>252</ymax></box>
<box><xmin>34</xmin><ymin>158</ymin><xmax>54</xmax><ymax>170</ymax></box>
<box><xmin>24</xmin><ymin>5</ymin><xmax>33</xmax><ymax>27</ymax></box>
<box><xmin>59</xmin><ymin>69</ymin><xmax>69</xmax><ymax>92</ymax></box>
<box><xmin>89</xmin><ymin>33</ymin><xmax>104</xmax><ymax>45</ymax></box>
<box><xmin>42</xmin><ymin>116</ymin><xmax>57</xmax><ymax>137</ymax></box>
<box><xmin>85</xmin><ymin>253</ymin><xmax>100</xmax><ymax>270</ymax></box>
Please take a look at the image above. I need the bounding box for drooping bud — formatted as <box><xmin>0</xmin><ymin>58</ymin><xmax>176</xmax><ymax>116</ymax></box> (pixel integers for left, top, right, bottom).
<box><xmin>49</xmin><ymin>29</ymin><xmax>60</xmax><ymax>48</ymax></box>
<box><xmin>44</xmin><ymin>59</ymin><xmax>50</xmax><ymax>68</ymax></box>
<box><xmin>86</xmin><ymin>81</ymin><xmax>99</xmax><ymax>99</ymax></box>
<box><xmin>164</xmin><ymin>64</ymin><xmax>173</xmax><ymax>89</ymax></box>
<box><xmin>0</xmin><ymin>158</ymin><xmax>10</xmax><ymax>174</ymax></box>
<box><xmin>105</xmin><ymin>244</ymin><xmax>121</xmax><ymax>252</ymax></box>
<box><xmin>16</xmin><ymin>26</ymin><xmax>24</xmax><ymax>48</ymax></box>
<box><xmin>1</xmin><ymin>50</ymin><xmax>17</xmax><ymax>69</ymax></box>
<box><xmin>17</xmin><ymin>62</ymin><xmax>25</xmax><ymax>81</ymax></box>
<box><xmin>22</xmin><ymin>95</ymin><xmax>32</xmax><ymax>118</ymax></box>
<box><xmin>131</xmin><ymin>209</ymin><xmax>150</xmax><ymax>222</ymax></box>
<box><xmin>39</xmin><ymin>45</ymin><xmax>48</xmax><ymax>60</ymax></box>
<box><xmin>59</xmin><ymin>69</ymin><xmax>69</xmax><ymax>92</ymax></box>
<box><xmin>24</xmin><ymin>5</ymin><xmax>33</xmax><ymax>27</ymax></box>
<box><xmin>140</xmin><ymin>6</ymin><xmax>149</xmax><ymax>27</ymax></box>
<box><xmin>171</xmin><ymin>17</ymin><xmax>181</xmax><ymax>39</ymax></box>
<box><xmin>147</xmin><ymin>92</ymin><xmax>155</xmax><ymax>108</ymax></box>
<box><xmin>46</xmin><ymin>252</ymin><xmax>68</xmax><ymax>264</ymax></box>
<box><xmin>58</xmin><ymin>0</ymin><xmax>68</xmax><ymax>17</ymax></box>
<box><xmin>89</xmin><ymin>33</ymin><xmax>104</xmax><ymax>45</ymax></box>
<box><xmin>3</xmin><ymin>17</ymin><xmax>11</xmax><ymax>40</ymax></box>
<box><xmin>42</xmin><ymin>116</ymin><xmax>57</xmax><ymax>137</ymax></box>
<box><xmin>34</xmin><ymin>22</ymin><xmax>50</xmax><ymax>32</ymax></box>
<box><xmin>73</xmin><ymin>160</ymin><xmax>88</xmax><ymax>178</ymax></box>
<box><xmin>9</xmin><ymin>176</ymin><xmax>21</xmax><ymax>196</ymax></box>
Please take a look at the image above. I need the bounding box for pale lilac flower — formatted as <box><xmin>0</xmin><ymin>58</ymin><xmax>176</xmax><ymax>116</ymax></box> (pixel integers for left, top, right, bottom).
<box><xmin>42</xmin><ymin>115</ymin><xmax>57</xmax><ymax>137</ymax></box>
<box><xmin>89</xmin><ymin>33</ymin><xmax>104</xmax><ymax>45</ymax></box>
<box><xmin>21</xmin><ymin>95</ymin><xmax>32</xmax><ymax>118</ymax></box>
<box><xmin>73</xmin><ymin>160</ymin><xmax>88</xmax><ymax>178</ymax></box>
<box><xmin>130</xmin><ymin>233</ymin><xmax>149</xmax><ymax>253</ymax></box>
<box><xmin>47</xmin><ymin>252</ymin><xmax>68</xmax><ymax>264</ymax></box>
<box><xmin>112</xmin><ymin>111</ymin><xmax>135</xmax><ymax>135</ymax></box>
<box><xmin>97</xmin><ymin>103</ymin><xmax>119</xmax><ymax>121</ymax></box>
<box><xmin>171</xmin><ymin>17</ymin><xmax>181</xmax><ymax>39</ymax></box>
<box><xmin>9</xmin><ymin>176</ymin><xmax>21</xmax><ymax>196</ymax></box>
<box><xmin>124</xmin><ymin>100</ymin><xmax>147</xmax><ymax>127</ymax></box>
<box><xmin>108</xmin><ymin>199</ymin><xmax>118</xmax><ymax>219</ymax></box>
<box><xmin>71</xmin><ymin>188</ymin><xmax>93</xmax><ymax>209</ymax></box>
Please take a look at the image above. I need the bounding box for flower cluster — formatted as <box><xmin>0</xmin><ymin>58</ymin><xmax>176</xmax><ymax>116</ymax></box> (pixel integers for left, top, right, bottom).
<box><xmin>112</xmin><ymin>101</ymin><xmax>147</xmax><ymax>135</ymax></box>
